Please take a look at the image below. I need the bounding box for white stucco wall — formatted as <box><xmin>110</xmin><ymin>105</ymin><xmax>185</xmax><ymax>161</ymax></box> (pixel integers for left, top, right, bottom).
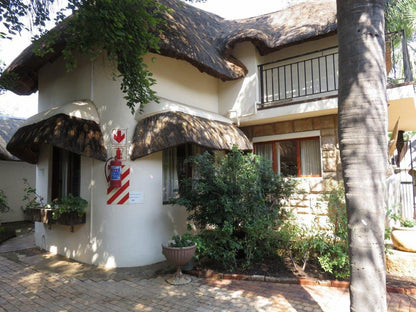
<box><xmin>0</xmin><ymin>161</ymin><xmax>35</xmax><ymax>223</ymax></box>
<box><xmin>35</xmin><ymin>52</ymin><xmax>218</xmax><ymax>267</ymax></box>
<box><xmin>218</xmin><ymin>35</ymin><xmax>339</xmax><ymax>125</ymax></box>
<box><xmin>218</xmin><ymin>41</ymin><xmax>260</xmax><ymax>119</ymax></box>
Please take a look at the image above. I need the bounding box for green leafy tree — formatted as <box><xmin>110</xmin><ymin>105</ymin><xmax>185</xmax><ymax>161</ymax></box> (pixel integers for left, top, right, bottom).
<box><xmin>0</xmin><ymin>0</ymin><xmax>54</xmax><ymax>39</ymax></box>
<box><xmin>385</xmin><ymin>0</ymin><xmax>416</xmax><ymax>37</ymax></box>
<box><xmin>1</xmin><ymin>0</ymin><xmax>168</xmax><ymax>114</ymax></box>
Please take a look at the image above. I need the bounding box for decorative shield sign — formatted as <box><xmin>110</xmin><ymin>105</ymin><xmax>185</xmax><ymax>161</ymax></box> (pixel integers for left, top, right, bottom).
<box><xmin>111</xmin><ymin>129</ymin><xmax>127</xmax><ymax>145</ymax></box>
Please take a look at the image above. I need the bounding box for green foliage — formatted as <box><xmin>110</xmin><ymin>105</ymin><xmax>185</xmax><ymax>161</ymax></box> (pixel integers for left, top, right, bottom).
<box><xmin>169</xmin><ymin>233</ymin><xmax>196</xmax><ymax>248</ymax></box>
<box><xmin>277</xmin><ymin>181</ymin><xmax>350</xmax><ymax>280</ymax></box>
<box><xmin>31</xmin><ymin>0</ymin><xmax>168</xmax><ymax>114</ymax></box>
<box><xmin>22</xmin><ymin>179</ymin><xmax>87</xmax><ymax>219</ymax></box>
<box><xmin>170</xmin><ymin>146</ymin><xmax>296</xmax><ymax>270</ymax></box>
<box><xmin>316</xmin><ymin>240</ymin><xmax>350</xmax><ymax>280</ymax></box>
<box><xmin>0</xmin><ymin>188</ymin><xmax>9</xmax><ymax>225</ymax></box>
<box><xmin>323</xmin><ymin>180</ymin><xmax>348</xmax><ymax>240</ymax></box>
<box><xmin>0</xmin><ymin>189</ymin><xmax>9</xmax><ymax>214</ymax></box>
<box><xmin>22</xmin><ymin>178</ymin><xmax>45</xmax><ymax>210</ymax></box>
<box><xmin>50</xmin><ymin>193</ymin><xmax>88</xmax><ymax>219</ymax></box>
<box><xmin>277</xmin><ymin>219</ymin><xmax>313</xmax><ymax>270</ymax></box>
<box><xmin>0</xmin><ymin>0</ymin><xmax>53</xmax><ymax>39</ymax></box>
<box><xmin>316</xmin><ymin>181</ymin><xmax>349</xmax><ymax>279</ymax></box>
<box><xmin>385</xmin><ymin>0</ymin><xmax>416</xmax><ymax>38</ymax></box>
<box><xmin>386</xmin><ymin>207</ymin><xmax>416</xmax><ymax>228</ymax></box>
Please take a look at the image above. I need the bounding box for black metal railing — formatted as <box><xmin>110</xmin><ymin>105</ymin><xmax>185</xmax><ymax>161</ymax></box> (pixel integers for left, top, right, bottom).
<box><xmin>259</xmin><ymin>47</ymin><xmax>339</xmax><ymax>107</ymax></box>
<box><xmin>258</xmin><ymin>30</ymin><xmax>413</xmax><ymax>108</ymax></box>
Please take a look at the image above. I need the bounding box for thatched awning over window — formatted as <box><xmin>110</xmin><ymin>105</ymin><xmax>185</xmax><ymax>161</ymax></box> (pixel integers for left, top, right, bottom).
<box><xmin>0</xmin><ymin>116</ymin><xmax>26</xmax><ymax>161</ymax></box>
<box><xmin>131</xmin><ymin>111</ymin><xmax>252</xmax><ymax>160</ymax></box>
<box><xmin>7</xmin><ymin>100</ymin><xmax>107</xmax><ymax>164</ymax></box>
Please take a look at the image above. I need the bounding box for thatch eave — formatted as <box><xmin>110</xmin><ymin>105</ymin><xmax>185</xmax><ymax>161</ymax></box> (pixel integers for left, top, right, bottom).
<box><xmin>1</xmin><ymin>0</ymin><xmax>337</xmax><ymax>95</ymax></box>
<box><xmin>0</xmin><ymin>116</ymin><xmax>27</xmax><ymax>161</ymax></box>
<box><xmin>131</xmin><ymin>111</ymin><xmax>252</xmax><ymax>160</ymax></box>
<box><xmin>7</xmin><ymin>100</ymin><xmax>107</xmax><ymax>164</ymax></box>
<box><xmin>7</xmin><ymin>114</ymin><xmax>107</xmax><ymax>164</ymax></box>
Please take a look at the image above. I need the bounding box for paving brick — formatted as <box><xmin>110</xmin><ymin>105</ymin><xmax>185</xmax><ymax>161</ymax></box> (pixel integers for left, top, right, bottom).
<box><xmin>1</xmin><ymin>254</ymin><xmax>416</xmax><ymax>311</ymax></box>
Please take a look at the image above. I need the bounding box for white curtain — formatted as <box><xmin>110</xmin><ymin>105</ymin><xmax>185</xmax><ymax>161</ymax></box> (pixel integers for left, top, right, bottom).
<box><xmin>163</xmin><ymin>148</ymin><xmax>178</xmax><ymax>202</ymax></box>
<box><xmin>256</xmin><ymin>143</ymin><xmax>273</xmax><ymax>162</ymax></box>
<box><xmin>300</xmin><ymin>139</ymin><xmax>321</xmax><ymax>176</ymax></box>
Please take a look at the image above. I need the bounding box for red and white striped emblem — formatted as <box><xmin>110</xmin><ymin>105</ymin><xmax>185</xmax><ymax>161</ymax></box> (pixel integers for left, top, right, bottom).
<box><xmin>107</xmin><ymin>165</ymin><xmax>130</xmax><ymax>205</ymax></box>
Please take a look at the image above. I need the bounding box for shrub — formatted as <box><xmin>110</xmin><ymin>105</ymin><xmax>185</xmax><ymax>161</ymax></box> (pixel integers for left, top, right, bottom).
<box><xmin>317</xmin><ymin>181</ymin><xmax>349</xmax><ymax>279</ymax></box>
<box><xmin>22</xmin><ymin>178</ymin><xmax>46</xmax><ymax>210</ymax></box>
<box><xmin>277</xmin><ymin>180</ymin><xmax>350</xmax><ymax>280</ymax></box>
<box><xmin>0</xmin><ymin>189</ymin><xmax>9</xmax><ymax>214</ymax></box>
<box><xmin>0</xmin><ymin>189</ymin><xmax>9</xmax><ymax>227</ymax></box>
<box><xmin>170</xmin><ymin>146</ymin><xmax>296</xmax><ymax>270</ymax></box>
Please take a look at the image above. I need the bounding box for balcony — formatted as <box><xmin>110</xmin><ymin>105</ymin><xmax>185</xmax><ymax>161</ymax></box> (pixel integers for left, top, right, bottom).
<box><xmin>258</xmin><ymin>30</ymin><xmax>414</xmax><ymax>110</ymax></box>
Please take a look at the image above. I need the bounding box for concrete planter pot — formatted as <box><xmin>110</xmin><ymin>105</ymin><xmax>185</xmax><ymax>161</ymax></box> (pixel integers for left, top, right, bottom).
<box><xmin>162</xmin><ymin>241</ymin><xmax>197</xmax><ymax>285</ymax></box>
<box><xmin>391</xmin><ymin>226</ymin><xmax>416</xmax><ymax>252</ymax></box>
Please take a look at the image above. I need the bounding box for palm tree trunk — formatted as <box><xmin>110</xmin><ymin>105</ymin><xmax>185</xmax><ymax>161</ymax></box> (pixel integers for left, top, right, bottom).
<box><xmin>337</xmin><ymin>1</ymin><xmax>387</xmax><ymax>311</ymax></box>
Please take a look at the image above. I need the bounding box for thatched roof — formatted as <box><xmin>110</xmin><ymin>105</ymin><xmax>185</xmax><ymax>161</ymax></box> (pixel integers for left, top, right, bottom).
<box><xmin>0</xmin><ymin>116</ymin><xmax>26</xmax><ymax>161</ymax></box>
<box><xmin>3</xmin><ymin>0</ymin><xmax>337</xmax><ymax>95</ymax></box>
<box><xmin>7</xmin><ymin>100</ymin><xmax>107</xmax><ymax>164</ymax></box>
<box><xmin>131</xmin><ymin>111</ymin><xmax>252</xmax><ymax>160</ymax></box>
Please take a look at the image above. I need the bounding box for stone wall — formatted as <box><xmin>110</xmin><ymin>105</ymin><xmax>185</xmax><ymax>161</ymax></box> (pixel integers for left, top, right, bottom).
<box><xmin>241</xmin><ymin>114</ymin><xmax>342</xmax><ymax>226</ymax></box>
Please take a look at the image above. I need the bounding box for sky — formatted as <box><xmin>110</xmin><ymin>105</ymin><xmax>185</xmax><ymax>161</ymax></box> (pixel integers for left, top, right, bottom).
<box><xmin>0</xmin><ymin>0</ymin><xmax>306</xmax><ymax>118</ymax></box>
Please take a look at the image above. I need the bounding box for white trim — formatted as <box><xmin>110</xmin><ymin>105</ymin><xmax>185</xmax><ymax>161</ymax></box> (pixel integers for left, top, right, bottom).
<box><xmin>135</xmin><ymin>98</ymin><xmax>232</xmax><ymax>124</ymax></box>
<box><xmin>252</xmin><ymin>130</ymin><xmax>321</xmax><ymax>143</ymax></box>
<box><xmin>22</xmin><ymin>100</ymin><xmax>100</xmax><ymax>127</ymax></box>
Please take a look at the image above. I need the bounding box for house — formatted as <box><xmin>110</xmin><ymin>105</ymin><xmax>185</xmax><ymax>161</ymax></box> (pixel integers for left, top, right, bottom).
<box><xmin>0</xmin><ymin>116</ymin><xmax>35</xmax><ymax>223</ymax></box>
<box><xmin>2</xmin><ymin>0</ymin><xmax>415</xmax><ymax>267</ymax></box>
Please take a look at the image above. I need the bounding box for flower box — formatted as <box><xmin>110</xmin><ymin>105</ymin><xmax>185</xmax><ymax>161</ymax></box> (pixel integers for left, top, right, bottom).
<box><xmin>24</xmin><ymin>208</ymin><xmax>53</xmax><ymax>224</ymax></box>
<box><xmin>24</xmin><ymin>208</ymin><xmax>86</xmax><ymax>231</ymax></box>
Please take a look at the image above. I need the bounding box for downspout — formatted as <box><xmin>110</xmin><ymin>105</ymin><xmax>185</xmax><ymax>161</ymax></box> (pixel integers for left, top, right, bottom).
<box><xmin>90</xmin><ymin>60</ymin><xmax>94</xmax><ymax>242</ymax></box>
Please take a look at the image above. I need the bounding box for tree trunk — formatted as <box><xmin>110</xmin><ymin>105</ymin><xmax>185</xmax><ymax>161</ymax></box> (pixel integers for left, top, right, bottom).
<box><xmin>337</xmin><ymin>1</ymin><xmax>387</xmax><ymax>312</ymax></box>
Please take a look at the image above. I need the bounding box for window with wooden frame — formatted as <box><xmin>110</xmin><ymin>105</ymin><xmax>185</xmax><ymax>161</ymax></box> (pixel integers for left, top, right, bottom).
<box><xmin>254</xmin><ymin>136</ymin><xmax>321</xmax><ymax>177</ymax></box>
<box><xmin>162</xmin><ymin>144</ymin><xmax>209</xmax><ymax>203</ymax></box>
<box><xmin>51</xmin><ymin>146</ymin><xmax>81</xmax><ymax>200</ymax></box>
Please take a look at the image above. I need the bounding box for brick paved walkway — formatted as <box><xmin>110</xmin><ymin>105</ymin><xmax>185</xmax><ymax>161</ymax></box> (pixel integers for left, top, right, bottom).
<box><xmin>0</xmin><ymin>255</ymin><xmax>415</xmax><ymax>311</ymax></box>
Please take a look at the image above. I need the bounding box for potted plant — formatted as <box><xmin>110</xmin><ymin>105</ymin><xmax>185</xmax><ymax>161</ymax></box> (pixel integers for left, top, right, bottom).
<box><xmin>162</xmin><ymin>234</ymin><xmax>197</xmax><ymax>285</ymax></box>
<box><xmin>388</xmin><ymin>209</ymin><xmax>416</xmax><ymax>252</ymax></box>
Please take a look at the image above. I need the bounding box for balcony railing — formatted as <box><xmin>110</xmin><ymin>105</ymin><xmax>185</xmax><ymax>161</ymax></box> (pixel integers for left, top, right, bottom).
<box><xmin>258</xmin><ymin>30</ymin><xmax>413</xmax><ymax>108</ymax></box>
<box><xmin>259</xmin><ymin>47</ymin><xmax>338</xmax><ymax>107</ymax></box>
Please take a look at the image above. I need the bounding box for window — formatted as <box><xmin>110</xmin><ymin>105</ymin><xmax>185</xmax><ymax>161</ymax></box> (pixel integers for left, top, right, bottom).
<box><xmin>254</xmin><ymin>137</ymin><xmax>321</xmax><ymax>177</ymax></box>
<box><xmin>162</xmin><ymin>144</ymin><xmax>207</xmax><ymax>202</ymax></box>
<box><xmin>51</xmin><ymin>147</ymin><xmax>81</xmax><ymax>200</ymax></box>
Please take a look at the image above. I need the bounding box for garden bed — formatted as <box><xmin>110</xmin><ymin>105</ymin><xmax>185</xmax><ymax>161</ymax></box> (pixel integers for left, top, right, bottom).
<box><xmin>193</xmin><ymin>255</ymin><xmax>416</xmax><ymax>291</ymax></box>
<box><xmin>195</xmin><ymin>254</ymin><xmax>333</xmax><ymax>282</ymax></box>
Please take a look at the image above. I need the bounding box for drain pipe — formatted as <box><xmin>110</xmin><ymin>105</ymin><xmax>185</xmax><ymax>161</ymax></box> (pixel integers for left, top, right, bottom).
<box><xmin>90</xmin><ymin>159</ymin><xmax>94</xmax><ymax>242</ymax></box>
<box><xmin>89</xmin><ymin>61</ymin><xmax>94</xmax><ymax>242</ymax></box>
